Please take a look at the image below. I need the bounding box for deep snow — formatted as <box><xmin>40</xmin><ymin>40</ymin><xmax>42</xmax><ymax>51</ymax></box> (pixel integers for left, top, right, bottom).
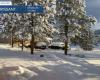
<box><xmin>0</xmin><ymin>44</ymin><xmax>100</xmax><ymax>80</ymax></box>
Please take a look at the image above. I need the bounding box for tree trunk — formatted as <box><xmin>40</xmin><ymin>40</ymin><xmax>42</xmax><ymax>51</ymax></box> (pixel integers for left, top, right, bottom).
<box><xmin>30</xmin><ymin>34</ymin><xmax>34</xmax><ymax>55</ymax></box>
<box><xmin>18</xmin><ymin>41</ymin><xmax>20</xmax><ymax>47</ymax></box>
<box><xmin>21</xmin><ymin>39</ymin><xmax>24</xmax><ymax>51</ymax></box>
<box><xmin>11</xmin><ymin>34</ymin><xmax>14</xmax><ymax>48</ymax></box>
<box><xmin>64</xmin><ymin>40</ymin><xmax>68</xmax><ymax>55</ymax></box>
<box><xmin>64</xmin><ymin>25</ymin><xmax>68</xmax><ymax>55</ymax></box>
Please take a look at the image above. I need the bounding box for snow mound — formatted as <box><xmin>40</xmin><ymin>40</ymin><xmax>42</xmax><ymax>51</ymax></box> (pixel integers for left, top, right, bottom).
<box><xmin>2</xmin><ymin>66</ymin><xmax>37</xmax><ymax>80</ymax></box>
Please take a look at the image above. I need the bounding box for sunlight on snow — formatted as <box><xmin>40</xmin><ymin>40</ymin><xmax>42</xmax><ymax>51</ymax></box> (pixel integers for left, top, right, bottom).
<box><xmin>86</xmin><ymin>60</ymin><xmax>100</xmax><ymax>66</ymax></box>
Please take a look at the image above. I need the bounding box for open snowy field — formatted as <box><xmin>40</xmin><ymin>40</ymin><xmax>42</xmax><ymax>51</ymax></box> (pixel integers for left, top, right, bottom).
<box><xmin>0</xmin><ymin>44</ymin><xmax>100</xmax><ymax>80</ymax></box>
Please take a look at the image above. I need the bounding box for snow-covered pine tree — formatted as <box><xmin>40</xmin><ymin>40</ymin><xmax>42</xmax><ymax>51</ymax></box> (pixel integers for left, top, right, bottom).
<box><xmin>12</xmin><ymin>0</ymin><xmax>56</xmax><ymax>54</ymax></box>
<box><xmin>25</xmin><ymin>0</ymin><xmax>56</xmax><ymax>54</ymax></box>
<box><xmin>1</xmin><ymin>13</ymin><xmax>20</xmax><ymax>47</ymax></box>
<box><xmin>78</xmin><ymin>16</ymin><xmax>96</xmax><ymax>50</ymax></box>
<box><xmin>56</xmin><ymin>0</ymin><xmax>96</xmax><ymax>54</ymax></box>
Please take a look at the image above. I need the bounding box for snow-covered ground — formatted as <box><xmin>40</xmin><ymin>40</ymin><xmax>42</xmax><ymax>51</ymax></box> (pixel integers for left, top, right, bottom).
<box><xmin>0</xmin><ymin>44</ymin><xmax>100</xmax><ymax>80</ymax></box>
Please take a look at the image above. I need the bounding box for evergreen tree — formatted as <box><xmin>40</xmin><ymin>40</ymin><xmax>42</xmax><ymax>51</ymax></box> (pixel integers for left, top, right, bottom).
<box><xmin>56</xmin><ymin>0</ymin><xmax>96</xmax><ymax>54</ymax></box>
<box><xmin>0</xmin><ymin>0</ymin><xmax>56</xmax><ymax>54</ymax></box>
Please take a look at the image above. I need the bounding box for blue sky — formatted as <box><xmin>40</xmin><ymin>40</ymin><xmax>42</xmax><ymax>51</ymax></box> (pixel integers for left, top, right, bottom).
<box><xmin>86</xmin><ymin>0</ymin><xmax>100</xmax><ymax>30</ymax></box>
